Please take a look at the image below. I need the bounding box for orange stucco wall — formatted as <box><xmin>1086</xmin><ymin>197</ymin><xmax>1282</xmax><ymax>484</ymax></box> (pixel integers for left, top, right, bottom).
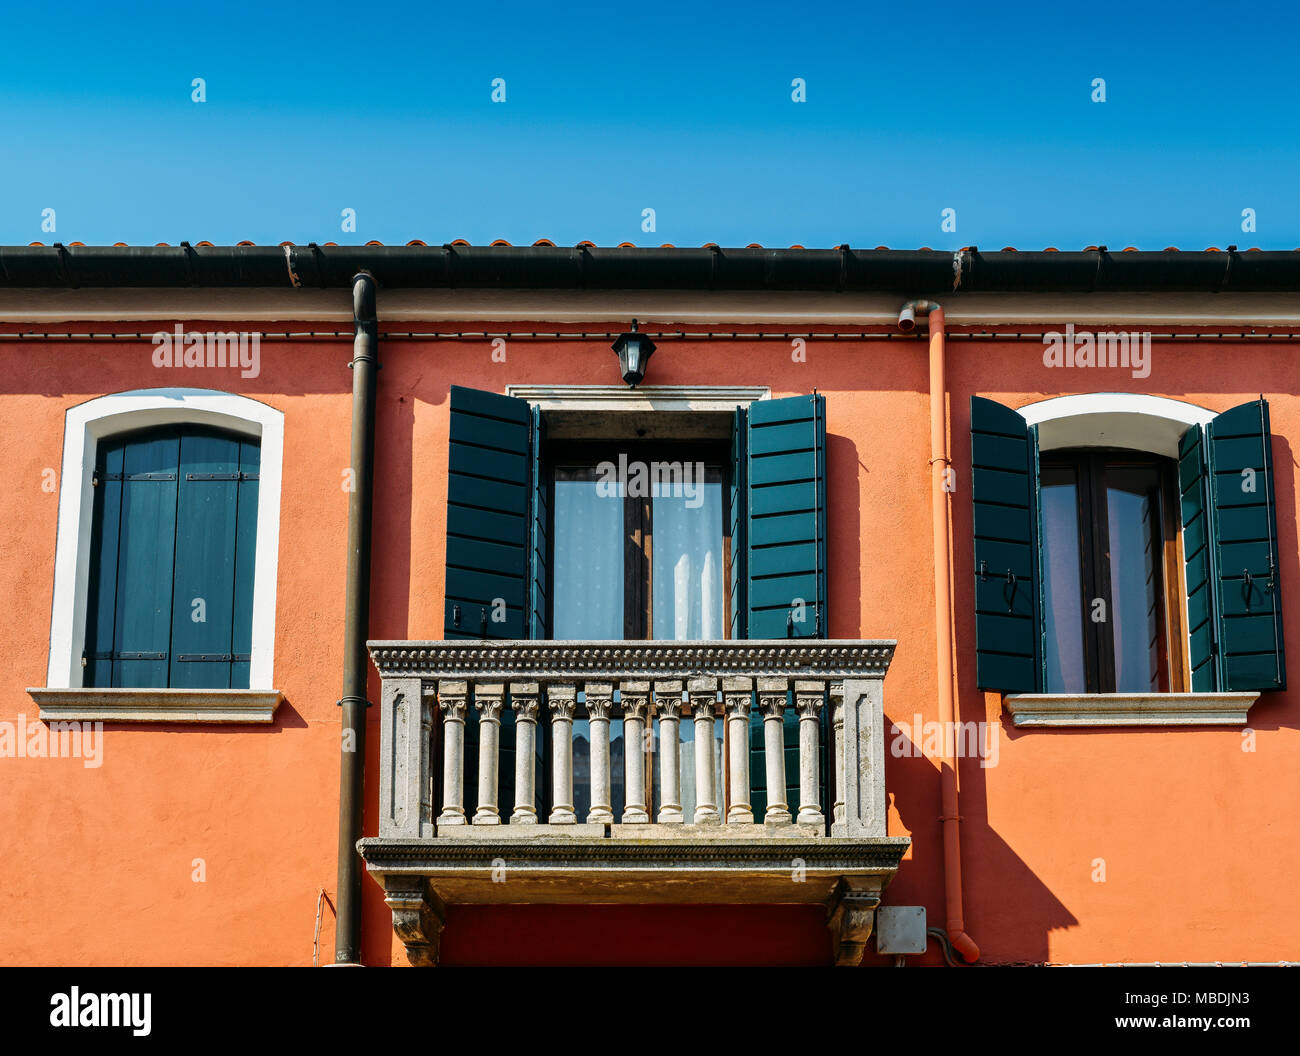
<box><xmin>1</xmin><ymin>317</ymin><xmax>1296</xmax><ymax>966</ymax></box>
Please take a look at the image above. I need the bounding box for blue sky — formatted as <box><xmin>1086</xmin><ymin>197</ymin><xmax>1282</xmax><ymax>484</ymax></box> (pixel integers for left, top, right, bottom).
<box><xmin>3</xmin><ymin>0</ymin><xmax>1297</xmax><ymax>249</ymax></box>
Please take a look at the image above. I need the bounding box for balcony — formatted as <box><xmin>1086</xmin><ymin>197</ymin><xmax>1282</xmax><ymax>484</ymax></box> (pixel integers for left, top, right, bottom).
<box><xmin>359</xmin><ymin>639</ymin><xmax>909</xmax><ymax>966</ymax></box>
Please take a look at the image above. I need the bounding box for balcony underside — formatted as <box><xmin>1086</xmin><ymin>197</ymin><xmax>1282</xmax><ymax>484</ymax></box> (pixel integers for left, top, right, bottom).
<box><xmin>360</xmin><ymin>833</ymin><xmax>910</xmax><ymax>965</ymax></box>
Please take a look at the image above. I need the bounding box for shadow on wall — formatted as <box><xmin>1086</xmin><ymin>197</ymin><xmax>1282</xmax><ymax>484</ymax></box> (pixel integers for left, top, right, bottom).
<box><xmin>883</xmin><ymin>726</ymin><xmax>1078</xmax><ymax>967</ymax></box>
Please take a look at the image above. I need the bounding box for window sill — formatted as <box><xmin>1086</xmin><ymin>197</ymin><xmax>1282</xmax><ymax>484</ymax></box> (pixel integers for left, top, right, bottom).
<box><xmin>27</xmin><ymin>687</ymin><xmax>283</xmax><ymax>724</ymax></box>
<box><xmin>1003</xmin><ymin>692</ymin><xmax>1260</xmax><ymax>727</ymax></box>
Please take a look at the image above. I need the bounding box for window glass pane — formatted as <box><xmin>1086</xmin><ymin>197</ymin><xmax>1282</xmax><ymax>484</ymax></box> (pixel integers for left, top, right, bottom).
<box><xmin>1106</xmin><ymin>468</ymin><xmax>1163</xmax><ymax>693</ymax></box>
<box><xmin>1041</xmin><ymin>469</ymin><xmax>1087</xmax><ymax>693</ymax></box>
<box><xmin>651</xmin><ymin>479</ymin><xmax>723</xmax><ymax>640</ymax></box>
<box><xmin>552</xmin><ymin>478</ymin><xmax>623</xmax><ymax>638</ymax></box>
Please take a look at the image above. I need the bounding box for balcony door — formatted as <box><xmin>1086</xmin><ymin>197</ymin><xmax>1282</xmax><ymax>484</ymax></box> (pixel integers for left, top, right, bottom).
<box><xmin>549</xmin><ymin>442</ymin><xmax>729</xmax><ymax>821</ymax></box>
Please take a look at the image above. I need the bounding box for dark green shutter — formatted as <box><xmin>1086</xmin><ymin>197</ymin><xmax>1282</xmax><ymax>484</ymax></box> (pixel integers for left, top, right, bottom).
<box><xmin>85</xmin><ymin>427</ymin><xmax>259</xmax><ymax>690</ymax></box>
<box><xmin>231</xmin><ymin>438</ymin><xmax>260</xmax><ymax>689</ymax></box>
<box><xmin>730</xmin><ymin>407</ymin><xmax>748</xmax><ymax>639</ymax></box>
<box><xmin>109</xmin><ymin>432</ymin><xmax>181</xmax><ymax>688</ymax></box>
<box><xmin>444</xmin><ymin>386</ymin><xmax>534</xmax><ymax>639</ymax></box>
<box><xmin>743</xmin><ymin>394</ymin><xmax>828</xmax><ymax>639</ymax></box>
<box><xmin>970</xmin><ymin>397</ymin><xmax>1042</xmax><ymax>692</ymax></box>
<box><xmin>84</xmin><ymin>438</ymin><xmax>127</xmax><ymax>688</ymax></box>
<box><xmin>1206</xmin><ymin>399</ymin><xmax>1286</xmax><ymax>691</ymax></box>
<box><xmin>1178</xmin><ymin>422</ymin><xmax>1217</xmax><ymax>691</ymax></box>
<box><xmin>443</xmin><ymin>387</ymin><xmax>551</xmax><ymax>820</ymax></box>
<box><xmin>737</xmin><ymin>396</ymin><xmax>828</xmax><ymax>823</ymax></box>
<box><xmin>170</xmin><ymin>431</ymin><xmax>240</xmax><ymax>688</ymax></box>
<box><xmin>528</xmin><ymin>404</ymin><xmax>549</xmax><ymax>640</ymax></box>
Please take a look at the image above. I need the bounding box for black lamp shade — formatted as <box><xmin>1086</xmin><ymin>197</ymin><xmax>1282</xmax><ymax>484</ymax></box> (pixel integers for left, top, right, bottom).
<box><xmin>611</xmin><ymin>320</ymin><xmax>655</xmax><ymax>387</ymax></box>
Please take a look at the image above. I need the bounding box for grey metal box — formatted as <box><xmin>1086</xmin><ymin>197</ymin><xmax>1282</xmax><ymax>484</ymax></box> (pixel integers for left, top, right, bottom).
<box><xmin>875</xmin><ymin>905</ymin><xmax>927</xmax><ymax>955</ymax></box>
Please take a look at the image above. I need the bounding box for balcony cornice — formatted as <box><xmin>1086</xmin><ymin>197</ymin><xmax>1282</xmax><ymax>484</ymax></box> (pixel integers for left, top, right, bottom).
<box><xmin>367</xmin><ymin>639</ymin><xmax>897</xmax><ymax>681</ymax></box>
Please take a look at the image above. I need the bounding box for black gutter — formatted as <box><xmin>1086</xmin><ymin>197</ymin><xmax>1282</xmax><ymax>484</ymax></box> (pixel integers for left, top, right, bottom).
<box><xmin>334</xmin><ymin>272</ymin><xmax>379</xmax><ymax>966</ymax></box>
<box><xmin>3</xmin><ymin>244</ymin><xmax>1300</xmax><ymax>292</ymax></box>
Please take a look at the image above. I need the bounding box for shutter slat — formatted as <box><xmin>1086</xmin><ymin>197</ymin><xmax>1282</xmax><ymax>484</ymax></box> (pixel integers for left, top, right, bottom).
<box><xmin>970</xmin><ymin>397</ymin><xmax>1041</xmax><ymax>692</ymax></box>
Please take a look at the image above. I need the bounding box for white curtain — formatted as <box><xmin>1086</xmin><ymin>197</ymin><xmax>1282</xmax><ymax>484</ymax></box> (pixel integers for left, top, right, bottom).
<box><xmin>652</xmin><ymin>485</ymin><xmax>723</xmax><ymax>640</ymax></box>
<box><xmin>553</xmin><ymin>480</ymin><xmax>624</xmax><ymax>638</ymax></box>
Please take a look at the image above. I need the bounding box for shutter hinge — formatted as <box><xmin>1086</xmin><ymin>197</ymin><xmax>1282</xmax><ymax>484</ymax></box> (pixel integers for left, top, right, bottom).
<box><xmin>185</xmin><ymin>472</ymin><xmax>259</xmax><ymax>481</ymax></box>
<box><xmin>177</xmin><ymin>653</ymin><xmax>249</xmax><ymax>662</ymax></box>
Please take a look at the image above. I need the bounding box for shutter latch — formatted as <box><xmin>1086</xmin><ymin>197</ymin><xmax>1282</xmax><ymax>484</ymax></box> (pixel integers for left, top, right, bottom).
<box><xmin>451</xmin><ymin>603</ymin><xmax>461</xmax><ymax>627</ymax></box>
<box><xmin>1003</xmin><ymin>571</ymin><xmax>1019</xmax><ymax>613</ymax></box>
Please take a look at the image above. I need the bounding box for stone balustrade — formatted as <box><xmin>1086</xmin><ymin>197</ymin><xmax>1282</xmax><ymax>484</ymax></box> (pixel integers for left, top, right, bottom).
<box><xmin>370</xmin><ymin>640</ymin><xmax>896</xmax><ymax>841</ymax></box>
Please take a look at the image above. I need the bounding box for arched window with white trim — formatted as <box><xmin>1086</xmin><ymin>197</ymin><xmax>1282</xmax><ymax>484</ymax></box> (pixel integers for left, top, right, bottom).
<box><xmin>970</xmin><ymin>393</ymin><xmax>1285</xmax><ymax>698</ymax></box>
<box><xmin>45</xmin><ymin>389</ymin><xmax>282</xmax><ymax>692</ymax></box>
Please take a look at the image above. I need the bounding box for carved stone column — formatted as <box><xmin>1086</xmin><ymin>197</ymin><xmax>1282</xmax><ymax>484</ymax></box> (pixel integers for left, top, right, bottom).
<box><xmin>830</xmin><ymin>682</ymin><xmax>845</xmax><ymax>829</ymax></box>
<box><xmin>794</xmin><ymin>680</ymin><xmax>826</xmax><ymax>828</ymax></box>
<box><xmin>585</xmin><ymin>682</ymin><xmax>615</xmax><ymax>824</ymax></box>
<box><xmin>509</xmin><ymin>683</ymin><xmax>539</xmax><ymax>824</ymax></box>
<box><xmin>473</xmin><ymin>682</ymin><xmax>504</xmax><ymax>825</ymax></box>
<box><xmin>436</xmin><ymin>680</ymin><xmax>468</xmax><ymax>826</ymax></box>
<box><xmin>385</xmin><ymin>876</ymin><xmax>446</xmax><ymax>967</ymax></box>
<box><xmin>654</xmin><ymin>680</ymin><xmax>684</xmax><ymax>823</ymax></box>
<box><xmin>620</xmin><ymin>681</ymin><xmax>650</xmax><ymax>823</ymax></box>
<box><xmin>688</xmin><ymin>677</ymin><xmax>720</xmax><ymax>824</ymax></box>
<box><xmin>547</xmin><ymin>683</ymin><xmax>577</xmax><ymax>824</ymax></box>
<box><xmin>826</xmin><ymin>878</ymin><xmax>881</xmax><ymax>967</ymax></box>
<box><xmin>722</xmin><ymin>677</ymin><xmax>754</xmax><ymax>824</ymax></box>
<box><xmin>757</xmin><ymin>677</ymin><xmax>792</xmax><ymax>824</ymax></box>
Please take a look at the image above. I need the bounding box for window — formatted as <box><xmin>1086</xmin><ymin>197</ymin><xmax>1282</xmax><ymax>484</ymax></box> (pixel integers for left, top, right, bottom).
<box><xmin>551</xmin><ymin>443</ymin><xmax>730</xmax><ymax>821</ymax></box>
<box><xmin>440</xmin><ymin>385</ymin><xmax>830</xmax><ymax>823</ymax></box>
<box><xmin>971</xmin><ymin>396</ymin><xmax>1286</xmax><ymax>697</ymax></box>
<box><xmin>83</xmin><ymin>425</ymin><xmax>260</xmax><ymax>689</ymax></box>
<box><xmin>1040</xmin><ymin>451</ymin><xmax>1185</xmax><ymax>693</ymax></box>
<box><xmin>550</xmin><ymin>444</ymin><xmax>729</xmax><ymax>640</ymax></box>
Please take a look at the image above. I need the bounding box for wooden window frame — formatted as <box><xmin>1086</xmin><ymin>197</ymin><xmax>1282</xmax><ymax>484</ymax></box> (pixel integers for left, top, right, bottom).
<box><xmin>1040</xmin><ymin>448</ymin><xmax>1188</xmax><ymax>694</ymax></box>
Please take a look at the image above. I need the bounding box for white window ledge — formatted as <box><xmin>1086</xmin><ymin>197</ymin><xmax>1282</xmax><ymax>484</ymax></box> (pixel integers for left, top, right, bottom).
<box><xmin>1004</xmin><ymin>692</ymin><xmax>1260</xmax><ymax>727</ymax></box>
<box><xmin>28</xmin><ymin>688</ymin><xmax>283</xmax><ymax>724</ymax></box>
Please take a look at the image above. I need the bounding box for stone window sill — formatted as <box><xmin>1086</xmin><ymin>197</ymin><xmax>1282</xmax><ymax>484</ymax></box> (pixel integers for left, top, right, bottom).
<box><xmin>1003</xmin><ymin>692</ymin><xmax>1260</xmax><ymax>727</ymax></box>
<box><xmin>27</xmin><ymin>687</ymin><xmax>283</xmax><ymax>724</ymax></box>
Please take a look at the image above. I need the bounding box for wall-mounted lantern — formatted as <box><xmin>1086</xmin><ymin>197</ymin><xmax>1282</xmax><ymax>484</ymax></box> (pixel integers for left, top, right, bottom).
<box><xmin>611</xmin><ymin>319</ymin><xmax>656</xmax><ymax>388</ymax></box>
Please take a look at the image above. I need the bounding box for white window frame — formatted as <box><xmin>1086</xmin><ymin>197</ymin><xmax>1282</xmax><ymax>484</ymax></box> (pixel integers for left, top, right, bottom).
<box><xmin>45</xmin><ymin>388</ymin><xmax>283</xmax><ymax>690</ymax></box>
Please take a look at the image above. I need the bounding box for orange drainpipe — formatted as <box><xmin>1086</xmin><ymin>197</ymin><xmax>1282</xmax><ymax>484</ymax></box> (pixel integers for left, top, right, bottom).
<box><xmin>899</xmin><ymin>299</ymin><xmax>980</xmax><ymax>964</ymax></box>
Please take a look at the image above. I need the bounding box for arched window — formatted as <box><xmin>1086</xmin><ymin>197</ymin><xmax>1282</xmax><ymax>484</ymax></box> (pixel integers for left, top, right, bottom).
<box><xmin>970</xmin><ymin>393</ymin><xmax>1285</xmax><ymax>701</ymax></box>
<box><xmin>84</xmin><ymin>425</ymin><xmax>260</xmax><ymax>689</ymax></box>
<box><xmin>45</xmin><ymin>388</ymin><xmax>283</xmax><ymax>695</ymax></box>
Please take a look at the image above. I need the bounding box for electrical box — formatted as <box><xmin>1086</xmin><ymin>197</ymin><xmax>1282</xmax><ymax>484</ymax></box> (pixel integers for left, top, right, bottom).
<box><xmin>875</xmin><ymin>906</ymin><xmax>927</xmax><ymax>955</ymax></box>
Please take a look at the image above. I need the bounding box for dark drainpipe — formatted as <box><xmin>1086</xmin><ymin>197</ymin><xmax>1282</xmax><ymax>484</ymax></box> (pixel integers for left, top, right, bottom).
<box><xmin>334</xmin><ymin>272</ymin><xmax>379</xmax><ymax>965</ymax></box>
